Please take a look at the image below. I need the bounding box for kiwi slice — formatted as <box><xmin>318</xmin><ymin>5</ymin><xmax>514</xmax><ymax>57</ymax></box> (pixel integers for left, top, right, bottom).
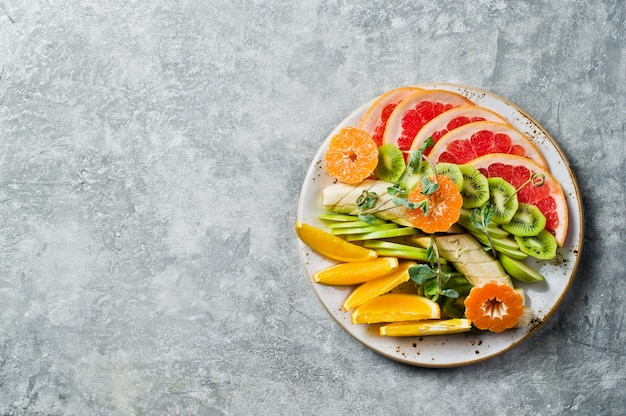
<box><xmin>434</xmin><ymin>163</ymin><xmax>464</xmax><ymax>191</ymax></box>
<box><xmin>502</xmin><ymin>203</ymin><xmax>546</xmax><ymax>237</ymax></box>
<box><xmin>487</xmin><ymin>177</ymin><xmax>519</xmax><ymax>225</ymax></box>
<box><xmin>374</xmin><ymin>143</ymin><xmax>406</xmax><ymax>182</ymax></box>
<box><xmin>515</xmin><ymin>229</ymin><xmax>557</xmax><ymax>260</ymax></box>
<box><xmin>458</xmin><ymin>164</ymin><xmax>489</xmax><ymax>208</ymax></box>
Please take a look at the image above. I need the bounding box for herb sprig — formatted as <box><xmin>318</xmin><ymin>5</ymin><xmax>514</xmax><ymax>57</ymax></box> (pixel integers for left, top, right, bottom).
<box><xmin>408</xmin><ymin>235</ymin><xmax>460</xmax><ymax>302</ymax></box>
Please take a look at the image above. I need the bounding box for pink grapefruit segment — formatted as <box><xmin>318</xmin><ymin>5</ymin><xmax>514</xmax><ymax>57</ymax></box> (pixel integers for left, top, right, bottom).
<box><xmin>428</xmin><ymin>121</ymin><xmax>548</xmax><ymax>168</ymax></box>
<box><xmin>382</xmin><ymin>90</ymin><xmax>475</xmax><ymax>152</ymax></box>
<box><xmin>359</xmin><ymin>87</ymin><xmax>423</xmax><ymax>146</ymax></box>
<box><xmin>469</xmin><ymin>153</ymin><xmax>568</xmax><ymax>247</ymax></box>
<box><xmin>410</xmin><ymin>106</ymin><xmax>509</xmax><ymax>154</ymax></box>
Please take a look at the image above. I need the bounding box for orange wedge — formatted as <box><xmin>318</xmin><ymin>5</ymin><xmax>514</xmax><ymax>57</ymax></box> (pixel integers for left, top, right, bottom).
<box><xmin>379</xmin><ymin>319</ymin><xmax>472</xmax><ymax>336</ymax></box>
<box><xmin>313</xmin><ymin>257</ymin><xmax>398</xmax><ymax>286</ymax></box>
<box><xmin>341</xmin><ymin>261</ymin><xmax>417</xmax><ymax>311</ymax></box>
<box><xmin>351</xmin><ymin>293</ymin><xmax>440</xmax><ymax>324</ymax></box>
<box><xmin>295</xmin><ymin>222</ymin><xmax>378</xmax><ymax>263</ymax></box>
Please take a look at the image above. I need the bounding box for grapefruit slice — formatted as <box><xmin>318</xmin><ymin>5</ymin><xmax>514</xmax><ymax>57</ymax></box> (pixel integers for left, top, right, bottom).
<box><xmin>382</xmin><ymin>90</ymin><xmax>475</xmax><ymax>152</ymax></box>
<box><xmin>428</xmin><ymin>121</ymin><xmax>548</xmax><ymax>168</ymax></box>
<box><xmin>409</xmin><ymin>106</ymin><xmax>509</xmax><ymax>154</ymax></box>
<box><xmin>359</xmin><ymin>86</ymin><xmax>423</xmax><ymax>146</ymax></box>
<box><xmin>469</xmin><ymin>154</ymin><xmax>568</xmax><ymax>247</ymax></box>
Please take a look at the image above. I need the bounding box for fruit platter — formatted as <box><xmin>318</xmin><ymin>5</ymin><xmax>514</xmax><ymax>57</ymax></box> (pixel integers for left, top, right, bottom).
<box><xmin>296</xmin><ymin>84</ymin><xmax>583</xmax><ymax>367</ymax></box>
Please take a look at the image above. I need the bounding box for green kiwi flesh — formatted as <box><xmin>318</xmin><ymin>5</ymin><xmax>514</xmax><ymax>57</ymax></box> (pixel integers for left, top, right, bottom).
<box><xmin>375</xmin><ymin>143</ymin><xmax>406</xmax><ymax>182</ymax></box>
<box><xmin>434</xmin><ymin>163</ymin><xmax>464</xmax><ymax>191</ymax></box>
<box><xmin>515</xmin><ymin>229</ymin><xmax>557</xmax><ymax>260</ymax></box>
<box><xmin>458</xmin><ymin>164</ymin><xmax>489</xmax><ymax>209</ymax></box>
<box><xmin>487</xmin><ymin>177</ymin><xmax>519</xmax><ymax>225</ymax></box>
<box><xmin>502</xmin><ymin>203</ymin><xmax>547</xmax><ymax>237</ymax></box>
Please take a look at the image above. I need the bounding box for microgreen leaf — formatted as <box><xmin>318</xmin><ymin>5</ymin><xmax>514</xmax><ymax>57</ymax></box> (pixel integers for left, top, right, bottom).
<box><xmin>356</xmin><ymin>190</ymin><xmax>378</xmax><ymax>210</ymax></box>
<box><xmin>416</xmin><ymin>200</ymin><xmax>429</xmax><ymax>216</ymax></box>
<box><xmin>387</xmin><ymin>183</ymin><xmax>404</xmax><ymax>197</ymax></box>
<box><xmin>440</xmin><ymin>288</ymin><xmax>459</xmax><ymax>299</ymax></box>
<box><xmin>420</xmin><ymin>177</ymin><xmax>439</xmax><ymax>196</ymax></box>
<box><xmin>391</xmin><ymin>197</ymin><xmax>422</xmax><ymax>210</ymax></box>
<box><xmin>420</xmin><ymin>137</ymin><xmax>434</xmax><ymax>152</ymax></box>
<box><xmin>406</xmin><ymin>150</ymin><xmax>422</xmax><ymax>174</ymax></box>
<box><xmin>357</xmin><ymin>213</ymin><xmax>378</xmax><ymax>224</ymax></box>
<box><xmin>471</xmin><ymin>203</ymin><xmax>497</xmax><ymax>258</ymax></box>
<box><xmin>423</xmin><ymin>279</ymin><xmax>439</xmax><ymax>297</ymax></box>
<box><xmin>408</xmin><ymin>264</ymin><xmax>437</xmax><ymax>285</ymax></box>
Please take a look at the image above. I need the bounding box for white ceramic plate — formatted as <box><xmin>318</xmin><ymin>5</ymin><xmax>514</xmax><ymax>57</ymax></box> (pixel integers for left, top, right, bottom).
<box><xmin>296</xmin><ymin>84</ymin><xmax>583</xmax><ymax>367</ymax></box>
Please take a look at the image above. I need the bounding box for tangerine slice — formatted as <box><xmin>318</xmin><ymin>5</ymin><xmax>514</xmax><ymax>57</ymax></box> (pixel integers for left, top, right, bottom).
<box><xmin>351</xmin><ymin>293</ymin><xmax>440</xmax><ymax>324</ymax></box>
<box><xmin>359</xmin><ymin>86</ymin><xmax>423</xmax><ymax>146</ymax></box>
<box><xmin>428</xmin><ymin>121</ymin><xmax>548</xmax><ymax>168</ymax></box>
<box><xmin>469</xmin><ymin>153</ymin><xmax>568</xmax><ymax>247</ymax></box>
<box><xmin>324</xmin><ymin>127</ymin><xmax>379</xmax><ymax>184</ymax></box>
<box><xmin>406</xmin><ymin>175</ymin><xmax>463</xmax><ymax>233</ymax></box>
<box><xmin>295</xmin><ymin>222</ymin><xmax>378</xmax><ymax>263</ymax></box>
<box><xmin>464</xmin><ymin>280</ymin><xmax>524</xmax><ymax>332</ymax></box>
<box><xmin>312</xmin><ymin>257</ymin><xmax>399</xmax><ymax>286</ymax></box>
<box><xmin>382</xmin><ymin>90</ymin><xmax>475</xmax><ymax>152</ymax></box>
<box><xmin>379</xmin><ymin>318</ymin><xmax>472</xmax><ymax>336</ymax></box>
<box><xmin>341</xmin><ymin>261</ymin><xmax>417</xmax><ymax>311</ymax></box>
<box><xmin>410</xmin><ymin>106</ymin><xmax>510</xmax><ymax>154</ymax></box>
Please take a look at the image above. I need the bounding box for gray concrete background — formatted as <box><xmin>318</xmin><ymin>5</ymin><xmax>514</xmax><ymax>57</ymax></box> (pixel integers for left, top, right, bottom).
<box><xmin>0</xmin><ymin>1</ymin><xmax>624</xmax><ymax>415</ymax></box>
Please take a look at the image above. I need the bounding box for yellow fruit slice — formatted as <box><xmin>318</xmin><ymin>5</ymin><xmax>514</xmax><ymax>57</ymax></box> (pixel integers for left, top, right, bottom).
<box><xmin>379</xmin><ymin>319</ymin><xmax>472</xmax><ymax>336</ymax></box>
<box><xmin>351</xmin><ymin>293</ymin><xmax>440</xmax><ymax>324</ymax></box>
<box><xmin>295</xmin><ymin>222</ymin><xmax>378</xmax><ymax>263</ymax></box>
<box><xmin>342</xmin><ymin>261</ymin><xmax>417</xmax><ymax>311</ymax></box>
<box><xmin>313</xmin><ymin>257</ymin><xmax>399</xmax><ymax>286</ymax></box>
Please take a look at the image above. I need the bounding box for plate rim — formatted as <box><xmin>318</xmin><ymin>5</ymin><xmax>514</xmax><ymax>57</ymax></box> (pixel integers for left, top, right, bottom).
<box><xmin>296</xmin><ymin>83</ymin><xmax>585</xmax><ymax>367</ymax></box>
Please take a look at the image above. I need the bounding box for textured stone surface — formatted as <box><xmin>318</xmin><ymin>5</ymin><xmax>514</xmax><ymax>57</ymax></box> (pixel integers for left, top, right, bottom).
<box><xmin>0</xmin><ymin>1</ymin><xmax>624</xmax><ymax>414</ymax></box>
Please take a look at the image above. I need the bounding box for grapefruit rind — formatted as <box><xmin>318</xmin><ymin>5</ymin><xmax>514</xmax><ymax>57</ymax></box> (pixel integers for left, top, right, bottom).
<box><xmin>410</xmin><ymin>105</ymin><xmax>510</xmax><ymax>153</ymax></box>
<box><xmin>359</xmin><ymin>87</ymin><xmax>423</xmax><ymax>146</ymax></box>
<box><xmin>428</xmin><ymin>121</ymin><xmax>548</xmax><ymax>168</ymax></box>
<box><xmin>382</xmin><ymin>90</ymin><xmax>475</xmax><ymax>152</ymax></box>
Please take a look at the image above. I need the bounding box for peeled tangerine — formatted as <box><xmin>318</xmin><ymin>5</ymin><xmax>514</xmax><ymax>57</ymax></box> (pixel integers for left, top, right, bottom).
<box><xmin>351</xmin><ymin>293</ymin><xmax>440</xmax><ymax>325</ymax></box>
<box><xmin>463</xmin><ymin>280</ymin><xmax>524</xmax><ymax>332</ymax></box>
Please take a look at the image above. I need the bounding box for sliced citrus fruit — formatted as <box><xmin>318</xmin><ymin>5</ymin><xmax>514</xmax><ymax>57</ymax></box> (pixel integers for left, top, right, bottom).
<box><xmin>342</xmin><ymin>261</ymin><xmax>417</xmax><ymax>311</ymax></box>
<box><xmin>382</xmin><ymin>90</ymin><xmax>475</xmax><ymax>152</ymax></box>
<box><xmin>313</xmin><ymin>257</ymin><xmax>399</xmax><ymax>286</ymax></box>
<box><xmin>351</xmin><ymin>293</ymin><xmax>440</xmax><ymax>324</ymax></box>
<box><xmin>295</xmin><ymin>222</ymin><xmax>378</xmax><ymax>262</ymax></box>
<box><xmin>324</xmin><ymin>127</ymin><xmax>379</xmax><ymax>184</ymax></box>
<box><xmin>427</xmin><ymin>121</ymin><xmax>548</xmax><ymax>168</ymax></box>
<box><xmin>406</xmin><ymin>174</ymin><xmax>463</xmax><ymax>233</ymax></box>
<box><xmin>379</xmin><ymin>318</ymin><xmax>472</xmax><ymax>336</ymax></box>
<box><xmin>464</xmin><ymin>280</ymin><xmax>524</xmax><ymax>332</ymax></box>
<box><xmin>410</xmin><ymin>106</ymin><xmax>509</xmax><ymax>154</ymax></box>
<box><xmin>469</xmin><ymin>153</ymin><xmax>568</xmax><ymax>247</ymax></box>
<box><xmin>359</xmin><ymin>86</ymin><xmax>423</xmax><ymax>146</ymax></box>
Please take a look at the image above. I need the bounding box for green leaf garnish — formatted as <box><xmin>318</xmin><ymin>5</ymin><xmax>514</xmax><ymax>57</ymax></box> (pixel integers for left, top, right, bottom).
<box><xmin>420</xmin><ymin>176</ymin><xmax>440</xmax><ymax>196</ymax></box>
<box><xmin>357</xmin><ymin>213</ymin><xmax>379</xmax><ymax>224</ymax></box>
<box><xmin>471</xmin><ymin>203</ymin><xmax>497</xmax><ymax>258</ymax></box>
